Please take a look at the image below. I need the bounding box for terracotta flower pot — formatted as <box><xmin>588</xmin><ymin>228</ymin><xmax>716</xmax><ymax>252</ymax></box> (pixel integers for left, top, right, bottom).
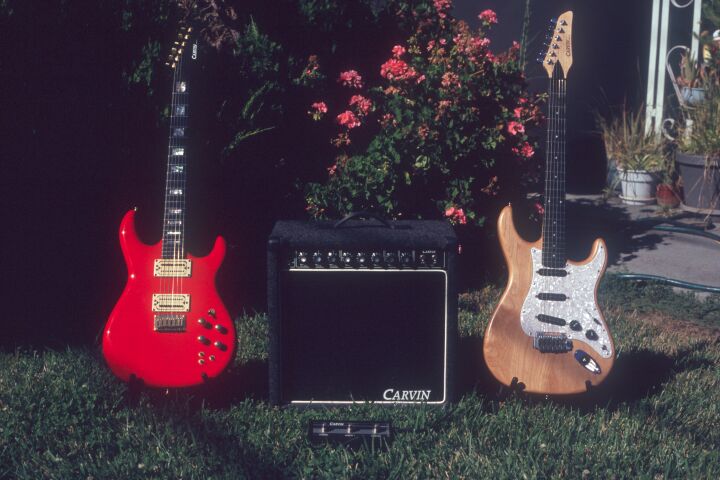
<box><xmin>656</xmin><ymin>184</ymin><xmax>680</xmax><ymax>208</ymax></box>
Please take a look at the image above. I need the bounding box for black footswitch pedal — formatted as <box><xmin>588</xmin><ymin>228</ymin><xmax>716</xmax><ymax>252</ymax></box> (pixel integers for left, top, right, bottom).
<box><xmin>308</xmin><ymin>420</ymin><xmax>392</xmax><ymax>443</ymax></box>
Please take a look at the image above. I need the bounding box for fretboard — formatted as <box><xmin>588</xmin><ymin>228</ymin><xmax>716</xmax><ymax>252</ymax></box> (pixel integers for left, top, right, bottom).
<box><xmin>541</xmin><ymin>63</ymin><xmax>567</xmax><ymax>268</ymax></box>
<box><xmin>161</xmin><ymin>54</ymin><xmax>190</xmax><ymax>259</ymax></box>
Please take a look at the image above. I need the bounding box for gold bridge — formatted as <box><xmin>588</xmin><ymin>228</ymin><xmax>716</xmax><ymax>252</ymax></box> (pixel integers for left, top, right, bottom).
<box><xmin>154</xmin><ymin>259</ymin><xmax>192</xmax><ymax>277</ymax></box>
<box><xmin>152</xmin><ymin>294</ymin><xmax>190</xmax><ymax>312</ymax></box>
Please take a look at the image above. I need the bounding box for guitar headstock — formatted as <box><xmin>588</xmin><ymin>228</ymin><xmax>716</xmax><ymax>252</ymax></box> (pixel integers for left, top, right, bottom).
<box><xmin>536</xmin><ymin>11</ymin><xmax>573</xmax><ymax>79</ymax></box>
<box><xmin>165</xmin><ymin>25</ymin><xmax>194</xmax><ymax>70</ymax></box>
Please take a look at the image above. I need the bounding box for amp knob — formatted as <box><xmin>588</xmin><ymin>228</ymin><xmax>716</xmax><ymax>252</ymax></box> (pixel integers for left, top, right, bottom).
<box><xmin>370</xmin><ymin>252</ymin><xmax>382</xmax><ymax>267</ymax></box>
<box><xmin>384</xmin><ymin>251</ymin><xmax>397</xmax><ymax>266</ymax></box>
<box><xmin>297</xmin><ymin>251</ymin><xmax>308</xmax><ymax>266</ymax></box>
<box><xmin>399</xmin><ymin>251</ymin><xmax>413</xmax><ymax>267</ymax></box>
<box><xmin>356</xmin><ymin>252</ymin><xmax>367</xmax><ymax>266</ymax></box>
<box><xmin>312</xmin><ymin>251</ymin><xmax>324</xmax><ymax>266</ymax></box>
<box><xmin>341</xmin><ymin>251</ymin><xmax>353</xmax><ymax>267</ymax></box>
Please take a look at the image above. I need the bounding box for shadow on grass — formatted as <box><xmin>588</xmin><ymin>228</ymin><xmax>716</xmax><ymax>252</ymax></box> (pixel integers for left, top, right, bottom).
<box><xmin>121</xmin><ymin>359</ymin><xmax>269</xmax><ymax>411</ymax></box>
<box><xmin>455</xmin><ymin>334</ymin><xmax>713</xmax><ymax>413</ymax></box>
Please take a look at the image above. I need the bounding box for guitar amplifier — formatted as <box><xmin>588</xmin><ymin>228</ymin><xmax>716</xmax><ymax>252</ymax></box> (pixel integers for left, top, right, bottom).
<box><xmin>267</xmin><ymin>214</ymin><xmax>457</xmax><ymax>406</ymax></box>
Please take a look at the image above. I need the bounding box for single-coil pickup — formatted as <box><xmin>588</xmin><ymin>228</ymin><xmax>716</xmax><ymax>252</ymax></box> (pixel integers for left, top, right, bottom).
<box><xmin>536</xmin><ymin>314</ymin><xmax>566</xmax><ymax>326</ymax></box>
<box><xmin>154</xmin><ymin>314</ymin><xmax>186</xmax><ymax>332</ymax></box>
<box><xmin>153</xmin><ymin>259</ymin><xmax>192</xmax><ymax>277</ymax></box>
<box><xmin>152</xmin><ymin>294</ymin><xmax>190</xmax><ymax>312</ymax></box>
<box><xmin>537</xmin><ymin>268</ymin><xmax>567</xmax><ymax>277</ymax></box>
<box><xmin>536</xmin><ymin>292</ymin><xmax>567</xmax><ymax>301</ymax></box>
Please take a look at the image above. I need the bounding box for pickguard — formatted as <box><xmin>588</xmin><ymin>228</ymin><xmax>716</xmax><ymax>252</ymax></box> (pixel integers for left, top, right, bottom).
<box><xmin>520</xmin><ymin>245</ymin><xmax>612</xmax><ymax>359</ymax></box>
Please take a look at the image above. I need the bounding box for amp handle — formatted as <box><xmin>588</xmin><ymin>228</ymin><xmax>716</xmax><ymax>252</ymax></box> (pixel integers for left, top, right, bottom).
<box><xmin>333</xmin><ymin>211</ymin><xmax>394</xmax><ymax>229</ymax></box>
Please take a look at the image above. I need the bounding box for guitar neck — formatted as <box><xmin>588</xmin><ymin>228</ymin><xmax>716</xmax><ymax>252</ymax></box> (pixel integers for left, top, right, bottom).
<box><xmin>161</xmin><ymin>53</ymin><xmax>190</xmax><ymax>260</ymax></box>
<box><xmin>541</xmin><ymin>63</ymin><xmax>568</xmax><ymax>268</ymax></box>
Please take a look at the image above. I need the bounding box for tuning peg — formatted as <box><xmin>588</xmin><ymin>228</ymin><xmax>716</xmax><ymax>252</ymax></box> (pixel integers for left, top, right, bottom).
<box><xmin>560</xmin><ymin>19</ymin><xmax>567</xmax><ymax>26</ymax></box>
<box><xmin>555</xmin><ymin>35</ymin><xmax>562</xmax><ymax>41</ymax></box>
<box><xmin>546</xmin><ymin>59</ymin><xmax>555</xmax><ymax>65</ymax></box>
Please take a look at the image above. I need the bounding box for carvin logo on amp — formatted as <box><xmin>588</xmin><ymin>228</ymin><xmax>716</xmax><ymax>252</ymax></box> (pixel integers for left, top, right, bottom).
<box><xmin>382</xmin><ymin>389</ymin><xmax>431</xmax><ymax>401</ymax></box>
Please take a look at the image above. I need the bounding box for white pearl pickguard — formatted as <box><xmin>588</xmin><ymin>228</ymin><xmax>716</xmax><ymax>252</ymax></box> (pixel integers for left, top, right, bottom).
<box><xmin>520</xmin><ymin>245</ymin><xmax>612</xmax><ymax>359</ymax></box>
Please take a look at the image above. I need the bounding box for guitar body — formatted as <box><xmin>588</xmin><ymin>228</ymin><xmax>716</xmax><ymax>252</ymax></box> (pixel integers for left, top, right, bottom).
<box><xmin>103</xmin><ymin>209</ymin><xmax>235</xmax><ymax>388</ymax></box>
<box><xmin>483</xmin><ymin>205</ymin><xmax>614</xmax><ymax>394</ymax></box>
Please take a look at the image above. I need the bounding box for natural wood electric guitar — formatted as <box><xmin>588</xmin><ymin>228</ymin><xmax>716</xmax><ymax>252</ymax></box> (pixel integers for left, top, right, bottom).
<box><xmin>103</xmin><ymin>26</ymin><xmax>235</xmax><ymax>388</ymax></box>
<box><xmin>483</xmin><ymin>11</ymin><xmax>614</xmax><ymax>395</ymax></box>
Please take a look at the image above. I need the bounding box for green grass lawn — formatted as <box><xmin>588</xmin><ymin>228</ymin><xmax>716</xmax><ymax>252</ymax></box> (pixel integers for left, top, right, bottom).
<box><xmin>1</xmin><ymin>276</ymin><xmax>719</xmax><ymax>479</ymax></box>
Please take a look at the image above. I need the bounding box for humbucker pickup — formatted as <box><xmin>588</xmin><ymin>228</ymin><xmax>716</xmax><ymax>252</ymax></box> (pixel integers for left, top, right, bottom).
<box><xmin>154</xmin><ymin>314</ymin><xmax>186</xmax><ymax>332</ymax></box>
<box><xmin>154</xmin><ymin>259</ymin><xmax>192</xmax><ymax>277</ymax></box>
<box><xmin>151</xmin><ymin>294</ymin><xmax>190</xmax><ymax>312</ymax></box>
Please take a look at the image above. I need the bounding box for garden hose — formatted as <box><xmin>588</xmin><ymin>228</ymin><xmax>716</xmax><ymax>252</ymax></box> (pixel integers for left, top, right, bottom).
<box><xmin>617</xmin><ymin>223</ymin><xmax>720</xmax><ymax>294</ymax></box>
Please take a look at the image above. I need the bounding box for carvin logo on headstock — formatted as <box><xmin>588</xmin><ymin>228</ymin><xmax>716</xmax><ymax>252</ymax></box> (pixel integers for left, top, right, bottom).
<box><xmin>565</xmin><ymin>39</ymin><xmax>572</xmax><ymax>57</ymax></box>
<box><xmin>192</xmin><ymin>42</ymin><xmax>198</xmax><ymax>60</ymax></box>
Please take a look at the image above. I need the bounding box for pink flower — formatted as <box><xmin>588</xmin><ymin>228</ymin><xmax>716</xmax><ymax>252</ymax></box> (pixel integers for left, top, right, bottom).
<box><xmin>534</xmin><ymin>202</ymin><xmax>545</xmax><ymax>216</ymax></box>
<box><xmin>418</xmin><ymin>124</ymin><xmax>430</xmax><ymax>139</ymax></box>
<box><xmin>349</xmin><ymin>95</ymin><xmax>373</xmax><ymax>115</ymax></box>
<box><xmin>441</xmin><ymin>72</ymin><xmax>460</xmax><ymax>88</ymax></box>
<box><xmin>380</xmin><ymin>58</ymin><xmax>417</xmax><ymax>81</ymax></box>
<box><xmin>309</xmin><ymin>101</ymin><xmax>328</xmax><ymax>121</ymax></box>
<box><xmin>427</xmin><ymin>40</ymin><xmax>436</xmax><ymax>51</ymax></box>
<box><xmin>514</xmin><ymin>107</ymin><xmax>523</xmax><ymax>119</ymax></box>
<box><xmin>479</xmin><ymin>9</ymin><xmax>498</xmax><ymax>25</ymax></box>
<box><xmin>327</xmin><ymin>164</ymin><xmax>337</xmax><ymax>176</ymax></box>
<box><xmin>434</xmin><ymin>0</ymin><xmax>452</xmax><ymax>19</ymax></box>
<box><xmin>416</xmin><ymin>74</ymin><xmax>426</xmax><ymax>84</ymax></box>
<box><xmin>507</xmin><ymin>121</ymin><xmax>525</xmax><ymax>135</ymax></box>
<box><xmin>392</xmin><ymin>45</ymin><xmax>406</xmax><ymax>58</ymax></box>
<box><xmin>338</xmin><ymin>70</ymin><xmax>363</xmax><ymax>88</ymax></box>
<box><xmin>336</xmin><ymin>110</ymin><xmax>361</xmax><ymax>129</ymax></box>
<box><xmin>445</xmin><ymin>206</ymin><xmax>467</xmax><ymax>224</ymax></box>
<box><xmin>520</xmin><ymin>143</ymin><xmax>534</xmax><ymax>158</ymax></box>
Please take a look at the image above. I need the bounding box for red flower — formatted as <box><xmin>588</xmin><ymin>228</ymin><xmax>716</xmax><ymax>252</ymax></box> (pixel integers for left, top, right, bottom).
<box><xmin>392</xmin><ymin>45</ymin><xmax>406</xmax><ymax>58</ymax></box>
<box><xmin>507</xmin><ymin>121</ymin><xmax>525</xmax><ymax>135</ymax></box>
<box><xmin>478</xmin><ymin>9</ymin><xmax>498</xmax><ymax>25</ymax></box>
<box><xmin>336</xmin><ymin>110</ymin><xmax>361</xmax><ymax>129</ymax></box>
<box><xmin>534</xmin><ymin>202</ymin><xmax>545</xmax><ymax>216</ymax></box>
<box><xmin>349</xmin><ymin>95</ymin><xmax>373</xmax><ymax>115</ymax></box>
<box><xmin>338</xmin><ymin>70</ymin><xmax>363</xmax><ymax>88</ymax></box>
<box><xmin>380</xmin><ymin>58</ymin><xmax>417</xmax><ymax>81</ymax></box>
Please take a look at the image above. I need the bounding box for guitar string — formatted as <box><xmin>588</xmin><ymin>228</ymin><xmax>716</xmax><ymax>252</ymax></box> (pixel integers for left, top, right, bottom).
<box><xmin>161</xmin><ymin>46</ymin><xmax>178</xmax><ymax>302</ymax></box>
<box><xmin>543</xmin><ymin>64</ymin><xmax>557</xmax><ymax>333</ymax></box>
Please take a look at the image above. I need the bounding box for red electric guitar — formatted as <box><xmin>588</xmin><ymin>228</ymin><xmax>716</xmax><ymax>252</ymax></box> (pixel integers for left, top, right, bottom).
<box><xmin>103</xmin><ymin>26</ymin><xmax>236</xmax><ymax>387</ymax></box>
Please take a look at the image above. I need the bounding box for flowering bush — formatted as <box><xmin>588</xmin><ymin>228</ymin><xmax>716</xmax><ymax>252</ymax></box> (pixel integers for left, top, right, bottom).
<box><xmin>304</xmin><ymin>1</ymin><xmax>543</xmax><ymax>225</ymax></box>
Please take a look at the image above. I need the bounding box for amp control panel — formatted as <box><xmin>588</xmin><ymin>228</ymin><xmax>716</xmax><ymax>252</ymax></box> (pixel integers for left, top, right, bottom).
<box><xmin>288</xmin><ymin>249</ymin><xmax>445</xmax><ymax>270</ymax></box>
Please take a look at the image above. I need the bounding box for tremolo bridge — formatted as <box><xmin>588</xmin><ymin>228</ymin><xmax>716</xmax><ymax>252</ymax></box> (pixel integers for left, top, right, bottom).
<box><xmin>153</xmin><ymin>259</ymin><xmax>192</xmax><ymax>277</ymax></box>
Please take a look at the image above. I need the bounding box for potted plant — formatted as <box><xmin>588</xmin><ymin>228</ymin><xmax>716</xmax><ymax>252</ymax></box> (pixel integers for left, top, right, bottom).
<box><xmin>675</xmin><ymin>32</ymin><xmax>720</xmax><ymax>215</ymax></box>
<box><xmin>676</xmin><ymin>51</ymin><xmax>707</xmax><ymax>106</ymax></box>
<box><xmin>598</xmin><ymin>108</ymin><xmax>667</xmax><ymax>205</ymax></box>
